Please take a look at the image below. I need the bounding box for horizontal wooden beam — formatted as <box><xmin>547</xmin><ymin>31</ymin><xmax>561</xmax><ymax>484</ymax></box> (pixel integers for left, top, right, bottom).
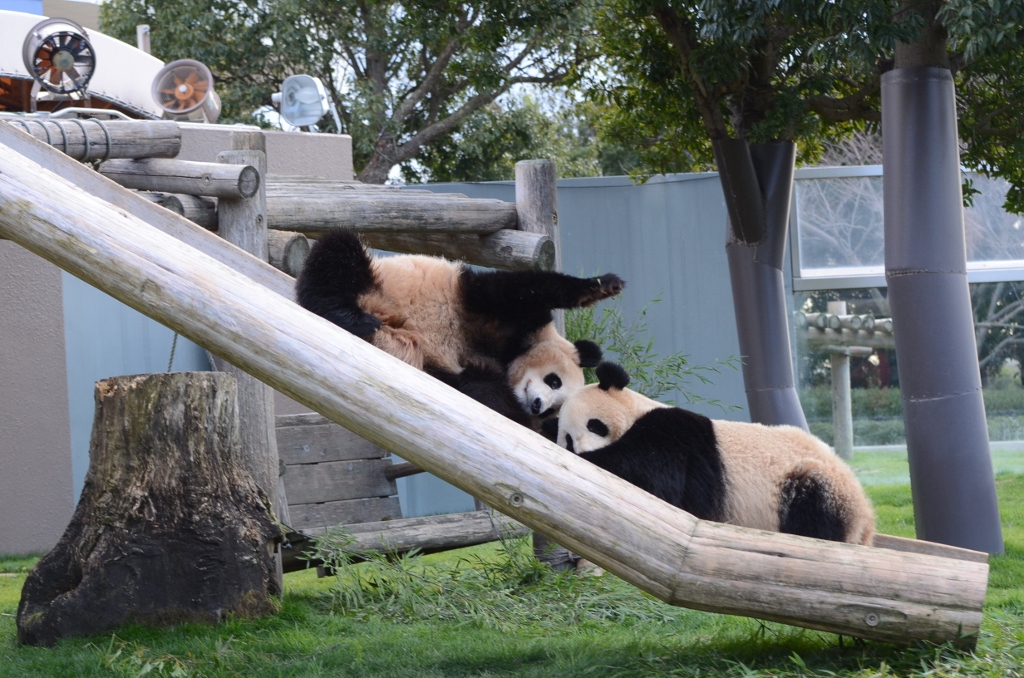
<box><xmin>384</xmin><ymin>461</ymin><xmax>425</xmax><ymax>481</ymax></box>
<box><xmin>360</xmin><ymin>229</ymin><xmax>554</xmax><ymax>271</ymax></box>
<box><xmin>0</xmin><ymin>121</ymin><xmax>293</xmax><ymax>299</ymax></box>
<box><xmin>281</xmin><ymin>509</ymin><xmax>529</xmax><ymax>572</ymax></box>
<box><xmin>267</xmin><ymin>230</ymin><xmax>309</xmax><ymax>277</ymax></box>
<box><xmin>0</xmin><ymin>140</ymin><xmax>988</xmax><ymax>646</ymax></box>
<box><xmin>1</xmin><ymin>119</ymin><xmax>180</xmax><ymax>161</ymax></box>
<box><xmin>266</xmin><ymin>187</ymin><xmax>517</xmax><ymax>234</ymax></box>
<box><xmin>804</xmin><ymin>327</ymin><xmax>896</xmax><ymax>350</ymax></box>
<box><xmin>137</xmin><ymin>192</ymin><xmax>217</xmax><ymax>230</ymax></box>
<box><xmin>100</xmin><ymin>158</ymin><xmax>259</xmax><ymax>199</ymax></box>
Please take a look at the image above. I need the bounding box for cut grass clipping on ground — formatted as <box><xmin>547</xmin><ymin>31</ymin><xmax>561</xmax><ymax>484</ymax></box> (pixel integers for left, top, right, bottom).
<box><xmin>2</xmin><ymin>475</ymin><xmax>1023</xmax><ymax>677</ymax></box>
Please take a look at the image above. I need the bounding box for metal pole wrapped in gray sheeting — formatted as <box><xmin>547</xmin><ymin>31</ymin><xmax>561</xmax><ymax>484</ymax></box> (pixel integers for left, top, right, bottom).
<box><xmin>881</xmin><ymin>67</ymin><xmax>1003</xmax><ymax>554</ymax></box>
<box><xmin>0</xmin><ymin>135</ymin><xmax>989</xmax><ymax>648</ymax></box>
<box><xmin>717</xmin><ymin>140</ymin><xmax>808</xmax><ymax>430</ymax></box>
<box><xmin>3</xmin><ymin>119</ymin><xmax>181</xmax><ymax>161</ymax></box>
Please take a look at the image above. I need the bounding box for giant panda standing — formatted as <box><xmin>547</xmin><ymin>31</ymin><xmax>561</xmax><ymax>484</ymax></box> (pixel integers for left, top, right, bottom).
<box><xmin>550</xmin><ymin>363</ymin><xmax>875</xmax><ymax>545</ymax></box>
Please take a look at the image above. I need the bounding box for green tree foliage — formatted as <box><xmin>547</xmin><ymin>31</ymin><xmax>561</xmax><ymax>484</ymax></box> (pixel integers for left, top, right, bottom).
<box><xmin>100</xmin><ymin>0</ymin><xmax>595</xmax><ymax>183</ymax></box>
<box><xmin>404</xmin><ymin>96</ymin><xmax>640</xmax><ymax>182</ymax></box>
<box><xmin>589</xmin><ymin>0</ymin><xmax>1024</xmax><ymax>212</ymax></box>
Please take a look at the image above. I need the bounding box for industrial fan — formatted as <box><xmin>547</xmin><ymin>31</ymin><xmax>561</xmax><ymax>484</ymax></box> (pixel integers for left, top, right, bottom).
<box><xmin>22</xmin><ymin>18</ymin><xmax>96</xmax><ymax>96</ymax></box>
<box><xmin>151</xmin><ymin>59</ymin><xmax>221</xmax><ymax>123</ymax></box>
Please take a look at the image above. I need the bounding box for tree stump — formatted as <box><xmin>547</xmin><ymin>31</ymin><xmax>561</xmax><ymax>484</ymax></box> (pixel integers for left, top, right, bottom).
<box><xmin>17</xmin><ymin>373</ymin><xmax>282</xmax><ymax>646</ymax></box>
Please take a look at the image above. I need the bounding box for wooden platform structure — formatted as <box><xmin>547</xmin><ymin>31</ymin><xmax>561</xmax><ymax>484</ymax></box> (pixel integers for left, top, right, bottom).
<box><xmin>0</xmin><ymin>119</ymin><xmax>991</xmax><ymax>647</ymax></box>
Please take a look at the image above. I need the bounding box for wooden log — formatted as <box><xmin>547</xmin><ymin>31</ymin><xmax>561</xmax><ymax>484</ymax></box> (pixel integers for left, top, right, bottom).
<box><xmin>384</xmin><ymin>461</ymin><xmax>425</xmax><ymax>481</ymax></box>
<box><xmin>330</xmin><ymin>509</ymin><xmax>529</xmax><ymax>552</ymax></box>
<box><xmin>267</xmin><ymin>230</ymin><xmax>310</xmax><ymax>277</ymax></box>
<box><xmin>100</xmin><ymin>158</ymin><xmax>259</xmax><ymax>199</ymax></box>
<box><xmin>838</xmin><ymin>314</ymin><xmax>864</xmax><ymax>331</ymax></box>
<box><xmin>3</xmin><ymin>119</ymin><xmax>180</xmax><ymax>161</ymax></box>
<box><xmin>806</xmin><ymin>327</ymin><xmax>896</xmax><ymax>350</ymax></box>
<box><xmin>360</xmin><ymin>229</ymin><xmax>555</xmax><ymax>271</ymax></box>
<box><xmin>873</xmin><ymin>534</ymin><xmax>988</xmax><ymax>563</ymax></box>
<box><xmin>281</xmin><ymin>509</ymin><xmax>528</xmax><ymax>572</ymax></box>
<box><xmin>0</xmin><ymin>121</ymin><xmax>294</xmax><ymax>299</ymax></box>
<box><xmin>15</xmin><ymin>373</ymin><xmax>280</xmax><ymax>646</ymax></box>
<box><xmin>265</xmin><ymin>190</ymin><xmax>517</xmax><ymax>234</ymax></box>
<box><xmin>0</xmin><ymin>144</ymin><xmax>989</xmax><ymax>646</ymax></box>
<box><xmin>137</xmin><ymin>191</ymin><xmax>218</xmax><ymax>230</ymax></box>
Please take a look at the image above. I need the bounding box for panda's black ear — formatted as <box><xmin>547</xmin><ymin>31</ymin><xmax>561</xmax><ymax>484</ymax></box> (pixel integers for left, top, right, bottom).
<box><xmin>540</xmin><ymin>417</ymin><xmax>560</xmax><ymax>442</ymax></box>
<box><xmin>596</xmin><ymin>362</ymin><xmax>630</xmax><ymax>391</ymax></box>
<box><xmin>574</xmin><ymin>340</ymin><xmax>602</xmax><ymax>368</ymax></box>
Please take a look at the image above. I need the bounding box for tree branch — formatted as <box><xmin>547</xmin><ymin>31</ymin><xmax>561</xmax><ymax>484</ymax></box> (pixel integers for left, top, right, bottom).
<box><xmin>650</xmin><ymin>4</ymin><xmax>727</xmax><ymax>138</ymax></box>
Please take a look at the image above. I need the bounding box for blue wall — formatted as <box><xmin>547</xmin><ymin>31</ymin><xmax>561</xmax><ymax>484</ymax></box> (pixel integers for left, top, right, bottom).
<box><xmin>0</xmin><ymin>0</ymin><xmax>42</xmax><ymax>14</ymax></box>
<box><xmin>62</xmin><ymin>273</ymin><xmax>210</xmax><ymax>499</ymax></box>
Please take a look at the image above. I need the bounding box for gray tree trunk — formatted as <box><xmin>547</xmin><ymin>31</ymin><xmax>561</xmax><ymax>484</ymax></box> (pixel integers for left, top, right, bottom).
<box><xmin>17</xmin><ymin>373</ymin><xmax>282</xmax><ymax>646</ymax></box>
<box><xmin>882</xmin><ymin>8</ymin><xmax>1003</xmax><ymax>553</ymax></box>
<box><xmin>714</xmin><ymin>139</ymin><xmax>808</xmax><ymax>430</ymax></box>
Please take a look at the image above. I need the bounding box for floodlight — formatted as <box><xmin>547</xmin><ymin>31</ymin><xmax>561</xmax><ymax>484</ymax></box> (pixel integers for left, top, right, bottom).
<box><xmin>274</xmin><ymin>74</ymin><xmax>330</xmax><ymax>128</ymax></box>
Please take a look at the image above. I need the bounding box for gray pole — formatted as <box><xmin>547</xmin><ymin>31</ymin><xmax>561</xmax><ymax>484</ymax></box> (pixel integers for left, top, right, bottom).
<box><xmin>716</xmin><ymin>140</ymin><xmax>808</xmax><ymax>430</ymax></box>
<box><xmin>881</xmin><ymin>67</ymin><xmax>1003</xmax><ymax>553</ymax></box>
<box><xmin>827</xmin><ymin>301</ymin><xmax>854</xmax><ymax>461</ymax></box>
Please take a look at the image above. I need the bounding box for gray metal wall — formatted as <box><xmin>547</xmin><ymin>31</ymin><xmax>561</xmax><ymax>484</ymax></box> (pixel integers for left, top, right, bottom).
<box><xmin>62</xmin><ymin>274</ymin><xmax>210</xmax><ymax>499</ymax></box>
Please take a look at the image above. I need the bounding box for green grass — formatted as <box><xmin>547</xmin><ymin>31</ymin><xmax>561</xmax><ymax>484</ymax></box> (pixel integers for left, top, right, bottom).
<box><xmin>850</xmin><ymin>445</ymin><xmax>1024</xmax><ymax>486</ymax></box>
<box><xmin>2</xmin><ymin>476</ymin><xmax>1023</xmax><ymax>677</ymax></box>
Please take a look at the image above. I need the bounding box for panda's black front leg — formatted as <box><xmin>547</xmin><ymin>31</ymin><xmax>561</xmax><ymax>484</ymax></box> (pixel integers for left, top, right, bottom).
<box><xmin>461</xmin><ymin>269</ymin><xmax>625</xmax><ymax>319</ymax></box>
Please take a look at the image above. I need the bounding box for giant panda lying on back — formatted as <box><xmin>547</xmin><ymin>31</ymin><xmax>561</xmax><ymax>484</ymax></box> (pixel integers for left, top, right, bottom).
<box><xmin>297</xmin><ymin>229</ymin><xmax>619</xmax><ymax>423</ymax></box>
<box><xmin>548</xmin><ymin>363</ymin><xmax>875</xmax><ymax>545</ymax></box>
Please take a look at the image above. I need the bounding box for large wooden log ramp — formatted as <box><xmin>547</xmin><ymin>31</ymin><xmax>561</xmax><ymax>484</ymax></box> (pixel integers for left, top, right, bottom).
<box><xmin>0</xmin><ymin>140</ymin><xmax>988</xmax><ymax>647</ymax></box>
<box><xmin>15</xmin><ymin>373</ymin><xmax>281</xmax><ymax>647</ymax></box>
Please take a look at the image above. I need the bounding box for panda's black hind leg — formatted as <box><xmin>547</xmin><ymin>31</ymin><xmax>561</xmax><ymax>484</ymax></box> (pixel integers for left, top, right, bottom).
<box><xmin>296</xmin><ymin>229</ymin><xmax>382</xmax><ymax>338</ymax></box>
<box><xmin>461</xmin><ymin>269</ymin><xmax>625</xmax><ymax>320</ymax></box>
<box><xmin>778</xmin><ymin>472</ymin><xmax>848</xmax><ymax>542</ymax></box>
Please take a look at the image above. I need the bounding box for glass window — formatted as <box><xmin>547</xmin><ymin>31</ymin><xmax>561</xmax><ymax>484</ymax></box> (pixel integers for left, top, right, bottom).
<box><xmin>793</xmin><ymin>170</ymin><xmax>1024</xmax><ymax>284</ymax></box>
<box><xmin>793</xmin><ymin>285</ymin><xmax>1024</xmax><ymax>455</ymax></box>
<box><xmin>794</xmin><ymin>175</ymin><xmax>884</xmax><ymax>277</ymax></box>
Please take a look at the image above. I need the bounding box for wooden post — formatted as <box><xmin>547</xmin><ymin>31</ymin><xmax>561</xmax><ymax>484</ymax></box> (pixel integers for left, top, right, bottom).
<box><xmin>215</xmin><ymin>150</ymin><xmax>281</xmax><ymax>550</ymax></box>
<box><xmin>516</xmin><ymin>159</ymin><xmax>574</xmax><ymax>568</ymax></box>
<box><xmin>828</xmin><ymin>301</ymin><xmax>854</xmax><ymax>460</ymax></box>
<box><xmin>16</xmin><ymin>373</ymin><xmax>280</xmax><ymax>646</ymax></box>
<box><xmin>0</xmin><ymin>142</ymin><xmax>990</xmax><ymax>646</ymax></box>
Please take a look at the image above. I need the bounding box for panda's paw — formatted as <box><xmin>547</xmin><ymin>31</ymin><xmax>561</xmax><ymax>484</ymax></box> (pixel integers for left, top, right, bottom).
<box><xmin>581</xmin><ymin>273</ymin><xmax>625</xmax><ymax>305</ymax></box>
<box><xmin>351</xmin><ymin>313</ymin><xmax>383</xmax><ymax>338</ymax></box>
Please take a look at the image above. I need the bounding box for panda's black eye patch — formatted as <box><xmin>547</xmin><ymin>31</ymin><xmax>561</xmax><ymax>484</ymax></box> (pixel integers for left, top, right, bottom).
<box><xmin>543</xmin><ymin>373</ymin><xmax>562</xmax><ymax>390</ymax></box>
<box><xmin>587</xmin><ymin>419</ymin><xmax>609</xmax><ymax>437</ymax></box>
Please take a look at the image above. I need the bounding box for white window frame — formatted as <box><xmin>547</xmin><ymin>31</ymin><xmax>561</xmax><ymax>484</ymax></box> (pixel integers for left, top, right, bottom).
<box><xmin>790</xmin><ymin>165</ymin><xmax>1024</xmax><ymax>292</ymax></box>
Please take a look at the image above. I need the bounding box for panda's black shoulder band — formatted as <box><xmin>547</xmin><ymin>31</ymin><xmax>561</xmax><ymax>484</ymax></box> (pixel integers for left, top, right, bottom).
<box><xmin>596</xmin><ymin>362</ymin><xmax>630</xmax><ymax>391</ymax></box>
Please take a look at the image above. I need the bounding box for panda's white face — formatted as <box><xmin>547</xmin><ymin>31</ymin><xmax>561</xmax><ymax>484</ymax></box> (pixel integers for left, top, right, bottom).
<box><xmin>555</xmin><ymin>365</ymin><xmax>664</xmax><ymax>454</ymax></box>
<box><xmin>556</xmin><ymin>385</ymin><xmax>626</xmax><ymax>453</ymax></box>
<box><xmin>508</xmin><ymin>341</ymin><xmax>585</xmax><ymax>416</ymax></box>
